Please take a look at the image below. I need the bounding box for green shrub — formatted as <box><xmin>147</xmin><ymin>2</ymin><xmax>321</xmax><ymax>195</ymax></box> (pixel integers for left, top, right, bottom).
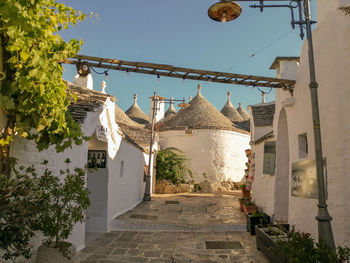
<box><xmin>0</xmin><ymin>159</ymin><xmax>90</xmax><ymax>260</ymax></box>
<box><xmin>276</xmin><ymin>230</ymin><xmax>350</xmax><ymax>263</ymax></box>
<box><xmin>38</xmin><ymin>159</ymin><xmax>90</xmax><ymax>255</ymax></box>
<box><xmin>156</xmin><ymin>149</ymin><xmax>189</xmax><ymax>185</ymax></box>
<box><xmin>0</xmin><ymin>163</ymin><xmax>43</xmax><ymax>261</ymax></box>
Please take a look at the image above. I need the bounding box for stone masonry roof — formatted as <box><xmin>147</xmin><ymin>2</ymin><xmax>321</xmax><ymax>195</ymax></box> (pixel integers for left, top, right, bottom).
<box><xmin>237</xmin><ymin>103</ymin><xmax>250</xmax><ymax>121</ymax></box>
<box><xmin>220</xmin><ymin>91</ymin><xmax>244</xmax><ymax>122</ymax></box>
<box><xmin>115</xmin><ymin>104</ymin><xmax>144</xmax><ymax>128</ymax></box>
<box><xmin>250</xmin><ymin>102</ymin><xmax>275</xmax><ymax>126</ymax></box>
<box><xmin>125</xmin><ymin>94</ymin><xmax>149</xmax><ymax>125</ymax></box>
<box><xmin>118</xmin><ymin>123</ymin><xmax>151</xmax><ymax>153</ymax></box>
<box><xmin>66</xmin><ymin>81</ymin><xmax>116</xmax><ymax>124</ymax></box>
<box><xmin>163</xmin><ymin>85</ymin><xmax>249</xmax><ymax>134</ymax></box>
<box><xmin>115</xmin><ymin>104</ymin><xmax>150</xmax><ymax>152</ymax></box>
<box><xmin>164</xmin><ymin>99</ymin><xmax>177</xmax><ymax>119</ymax></box>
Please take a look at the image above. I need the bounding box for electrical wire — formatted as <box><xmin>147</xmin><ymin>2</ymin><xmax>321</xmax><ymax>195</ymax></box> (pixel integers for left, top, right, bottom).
<box><xmin>90</xmin><ymin>67</ymin><xmax>109</xmax><ymax>75</ymax></box>
<box><xmin>257</xmin><ymin>86</ymin><xmax>273</xmax><ymax>94</ymax></box>
<box><xmin>228</xmin><ymin>29</ymin><xmax>294</xmax><ymax>71</ymax></box>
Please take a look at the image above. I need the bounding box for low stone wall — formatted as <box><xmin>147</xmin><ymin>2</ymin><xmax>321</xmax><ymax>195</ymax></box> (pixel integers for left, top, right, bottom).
<box><xmin>155</xmin><ymin>180</ymin><xmax>236</xmax><ymax>194</ymax></box>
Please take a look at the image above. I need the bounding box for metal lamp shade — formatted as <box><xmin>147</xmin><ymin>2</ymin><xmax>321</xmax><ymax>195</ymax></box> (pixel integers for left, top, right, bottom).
<box><xmin>208</xmin><ymin>1</ymin><xmax>242</xmax><ymax>22</ymax></box>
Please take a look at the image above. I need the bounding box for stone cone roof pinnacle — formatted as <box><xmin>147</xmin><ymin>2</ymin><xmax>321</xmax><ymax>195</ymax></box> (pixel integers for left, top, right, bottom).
<box><xmin>220</xmin><ymin>91</ymin><xmax>244</xmax><ymax>122</ymax></box>
<box><xmin>237</xmin><ymin>102</ymin><xmax>250</xmax><ymax>121</ymax></box>
<box><xmin>164</xmin><ymin>97</ymin><xmax>177</xmax><ymax>119</ymax></box>
<box><xmin>125</xmin><ymin>93</ymin><xmax>149</xmax><ymax>124</ymax></box>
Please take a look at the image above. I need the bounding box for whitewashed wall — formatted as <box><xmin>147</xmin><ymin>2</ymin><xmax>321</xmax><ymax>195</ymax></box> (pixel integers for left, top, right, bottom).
<box><xmin>284</xmin><ymin>8</ymin><xmax>350</xmax><ymax>246</ymax></box>
<box><xmin>106</xmin><ymin>140</ymin><xmax>146</xmax><ymax>231</ymax></box>
<box><xmin>250</xmin><ymin>138</ymin><xmax>276</xmax><ymax>216</ymax></box>
<box><xmin>87</xmin><ymin>134</ymin><xmax>146</xmax><ymax>233</ymax></box>
<box><xmin>8</xmin><ymin>109</ymin><xmax>101</xmax><ymax>262</ymax></box>
<box><xmin>159</xmin><ymin>129</ymin><xmax>250</xmax><ymax>183</ymax></box>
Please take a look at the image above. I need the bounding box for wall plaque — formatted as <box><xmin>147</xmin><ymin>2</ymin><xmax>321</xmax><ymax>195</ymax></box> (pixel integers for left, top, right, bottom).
<box><xmin>263</xmin><ymin>141</ymin><xmax>276</xmax><ymax>175</ymax></box>
<box><xmin>291</xmin><ymin>159</ymin><xmax>327</xmax><ymax>199</ymax></box>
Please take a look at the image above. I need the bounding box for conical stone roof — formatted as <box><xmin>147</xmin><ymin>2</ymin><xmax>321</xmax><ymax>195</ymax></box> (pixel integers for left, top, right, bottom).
<box><xmin>237</xmin><ymin>102</ymin><xmax>250</xmax><ymax>121</ymax></box>
<box><xmin>125</xmin><ymin>93</ymin><xmax>149</xmax><ymax>125</ymax></box>
<box><xmin>220</xmin><ymin>91</ymin><xmax>244</xmax><ymax>122</ymax></box>
<box><xmin>164</xmin><ymin>85</ymin><xmax>248</xmax><ymax>134</ymax></box>
<box><xmin>115</xmin><ymin>104</ymin><xmax>143</xmax><ymax>128</ymax></box>
<box><xmin>164</xmin><ymin>97</ymin><xmax>177</xmax><ymax>119</ymax></box>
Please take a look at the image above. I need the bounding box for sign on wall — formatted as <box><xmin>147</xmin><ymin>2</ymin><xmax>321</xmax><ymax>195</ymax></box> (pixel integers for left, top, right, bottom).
<box><xmin>263</xmin><ymin>141</ymin><xmax>276</xmax><ymax>175</ymax></box>
<box><xmin>291</xmin><ymin>159</ymin><xmax>327</xmax><ymax>199</ymax></box>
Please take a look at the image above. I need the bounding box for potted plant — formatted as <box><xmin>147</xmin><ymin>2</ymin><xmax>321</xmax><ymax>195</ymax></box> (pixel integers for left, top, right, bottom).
<box><xmin>246</xmin><ymin>210</ymin><xmax>270</xmax><ymax>235</ymax></box>
<box><xmin>238</xmin><ymin>197</ymin><xmax>250</xmax><ymax>212</ymax></box>
<box><xmin>239</xmin><ymin>183</ymin><xmax>251</xmax><ymax>198</ymax></box>
<box><xmin>255</xmin><ymin>225</ymin><xmax>288</xmax><ymax>263</ymax></box>
<box><xmin>276</xmin><ymin>229</ymin><xmax>350</xmax><ymax>263</ymax></box>
<box><xmin>36</xmin><ymin>159</ymin><xmax>90</xmax><ymax>263</ymax></box>
<box><xmin>242</xmin><ymin>201</ymin><xmax>258</xmax><ymax>214</ymax></box>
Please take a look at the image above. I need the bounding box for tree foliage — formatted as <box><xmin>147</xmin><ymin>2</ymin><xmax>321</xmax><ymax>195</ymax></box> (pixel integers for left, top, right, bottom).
<box><xmin>0</xmin><ymin>160</ymin><xmax>90</xmax><ymax>261</ymax></box>
<box><xmin>37</xmin><ymin>159</ymin><xmax>90</xmax><ymax>254</ymax></box>
<box><xmin>0</xmin><ymin>0</ymin><xmax>87</xmax><ymax>157</ymax></box>
<box><xmin>156</xmin><ymin>148</ymin><xmax>188</xmax><ymax>185</ymax></box>
<box><xmin>0</xmin><ymin>164</ymin><xmax>43</xmax><ymax>261</ymax></box>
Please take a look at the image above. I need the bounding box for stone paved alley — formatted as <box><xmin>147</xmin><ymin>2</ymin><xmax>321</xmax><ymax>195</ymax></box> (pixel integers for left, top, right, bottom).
<box><xmin>76</xmin><ymin>192</ymin><xmax>268</xmax><ymax>262</ymax></box>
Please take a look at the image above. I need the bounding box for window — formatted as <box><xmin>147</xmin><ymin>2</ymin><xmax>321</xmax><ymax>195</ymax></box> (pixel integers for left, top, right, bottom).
<box><xmin>298</xmin><ymin>133</ymin><xmax>308</xmax><ymax>158</ymax></box>
<box><xmin>263</xmin><ymin>141</ymin><xmax>276</xmax><ymax>175</ymax></box>
<box><xmin>120</xmin><ymin>161</ymin><xmax>124</xmax><ymax>178</ymax></box>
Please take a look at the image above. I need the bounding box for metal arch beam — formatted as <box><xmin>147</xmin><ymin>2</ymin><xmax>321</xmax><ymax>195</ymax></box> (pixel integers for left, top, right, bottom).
<box><xmin>61</xmin><ymin>54</ymin><xmax>295</xmax><ymax>90</ymax></box>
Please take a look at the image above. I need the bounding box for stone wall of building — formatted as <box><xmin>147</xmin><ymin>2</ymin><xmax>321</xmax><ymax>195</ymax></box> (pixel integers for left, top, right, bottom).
<box><xmin>250</xmin><ymin>138</ymin><xmax>276</xmax><ymax>217</ymax></box>
<box><xmin>159</xmin><ymin>129</ymin><xmax>250</xmax><ymax>183</ymax></box>
<box><xmin>285</xmin><ymin>8</ymin><xmax>350</xmax><ymax>246</ymax></box>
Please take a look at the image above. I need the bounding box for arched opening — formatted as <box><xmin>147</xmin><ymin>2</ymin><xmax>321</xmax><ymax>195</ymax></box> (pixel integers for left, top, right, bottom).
<box><xmin>274</xmin><ymin>108</ymin><xmax>290</xmax><ymax>221</ymax></box>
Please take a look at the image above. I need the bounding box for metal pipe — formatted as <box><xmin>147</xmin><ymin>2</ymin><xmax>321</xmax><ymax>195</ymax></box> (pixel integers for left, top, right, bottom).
<box><xmin>143</xmin><ymin>92</ymin><xmax>157</xmax><ymax>201</ymax></box>
<box><xmin>303</xmin><ymin>0</ymin><xmax>335</xmax><ymax>248</ymax></box>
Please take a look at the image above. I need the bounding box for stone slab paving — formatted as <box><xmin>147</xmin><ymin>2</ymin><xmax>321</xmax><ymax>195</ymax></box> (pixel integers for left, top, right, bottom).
<box><xmin>76</xmin><ymin>231</ymin><xmax>268</xmax><ymax>263</ymax></box>
<box><xmin>76</xmin><ymin>193</ymin><xmax>268</xmax><ymax>262</ymax></box>
<box><xmin>110</xmin><ymin>192</ymin><xmax>246</xmax><ymax>231</ymax></box>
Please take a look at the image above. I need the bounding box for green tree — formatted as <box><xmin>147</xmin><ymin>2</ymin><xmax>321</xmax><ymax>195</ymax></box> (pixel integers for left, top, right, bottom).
<box><xmin>0</xmin><ymin>0</ymin><xmax>87</xmax><ymax>177</ymax></box>
<box><xmin>156</xmin><ymin>148</ymin><xmax>189</xmax><ymax>185</ymax></box>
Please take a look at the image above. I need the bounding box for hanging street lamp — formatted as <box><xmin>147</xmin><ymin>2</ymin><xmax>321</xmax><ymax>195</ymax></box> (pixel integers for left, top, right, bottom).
<box><xmin>207</xmin><ymin>0</ymin><xmax>335</xmax><ymax>249</ymax></box>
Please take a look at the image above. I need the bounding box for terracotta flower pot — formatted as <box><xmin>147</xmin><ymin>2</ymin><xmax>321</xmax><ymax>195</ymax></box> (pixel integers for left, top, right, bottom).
<box><xmin>241</xmin><ymin>189</ymin><xmax>251</xmax><ymax>198</ymax></box>
<box><xmin>242</xmin><ymin>204</ymin><xmax>257</xmax><ymax>214</ymax></box>
<box><xmin>238</xmin><ymin>198</ymin><xmax>250</xmax><ymax>212</ymax></box>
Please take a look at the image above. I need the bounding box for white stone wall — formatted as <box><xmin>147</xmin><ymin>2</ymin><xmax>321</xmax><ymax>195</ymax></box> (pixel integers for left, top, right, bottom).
<box><xmin>8</xmin><ymin>109</ymin><xmax>101</xmax><ymax>260</ymax></box>
<box><xmin>285</xmin><ymin>9</ymin><xmax>350</xmax><ymax>246</ymax></box>
<box><xmin>86</xmin><ymin>136</ymin><xmax>146</xmax><ymax>233</ymax></box>
<box><xmin>159</xmin><ymin>129</ymin><xmax>250</xmax><ymax>183</ymax></box>
<box><xmin>250</xmin><ymin>139</ymin><xmax>276</xmax><ymax>216</ymax></box>
<box><xmin>107</xmin><ymin>140</ymin><xmax>146</xmax><ymax>231</ymax></box>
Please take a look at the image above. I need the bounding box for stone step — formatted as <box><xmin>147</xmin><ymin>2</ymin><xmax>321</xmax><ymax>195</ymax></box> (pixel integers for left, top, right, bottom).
<box><xmin>110</xmin><ymin>219</ymin><xmax>246</xmax><ymax>232</ymax></box>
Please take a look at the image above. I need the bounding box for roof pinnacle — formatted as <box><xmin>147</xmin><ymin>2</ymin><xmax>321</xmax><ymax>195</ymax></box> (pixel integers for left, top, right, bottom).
<box><xmin>197</xmin><ymin>84</ymin><xmax>202</xmax><ymax>95</ymax></box>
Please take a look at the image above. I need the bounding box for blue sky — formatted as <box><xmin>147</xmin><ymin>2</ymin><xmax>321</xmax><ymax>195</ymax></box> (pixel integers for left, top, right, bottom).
<box><xmin>59</xmin><ymin>0</ymin><xmax>316</xmax><ymax>114</ymax></box>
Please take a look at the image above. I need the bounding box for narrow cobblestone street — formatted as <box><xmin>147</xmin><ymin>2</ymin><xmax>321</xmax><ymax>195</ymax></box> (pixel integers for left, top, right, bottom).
<box><xmin>76</xmin><ymin>192</ymin><xmax>268</xmax><ymax>263</ymax></box>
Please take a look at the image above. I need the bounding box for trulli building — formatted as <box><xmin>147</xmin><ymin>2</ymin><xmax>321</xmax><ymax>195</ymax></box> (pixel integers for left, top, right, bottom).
<box><xmin>156</xmin><ymin>85</ymin><xmax>250</xmax><ymax>183</ymax></box>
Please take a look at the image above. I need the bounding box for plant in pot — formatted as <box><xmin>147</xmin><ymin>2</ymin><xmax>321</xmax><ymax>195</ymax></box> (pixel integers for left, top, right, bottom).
<box><xmin>255</xmin><ymin>225</ymin><xmax>288</xmax><ymax>263</ymax></box>
<box><xmin>238</xmin><ymin>197</ymin><xmax>250</xmax><ymax>212</ymax></box>
<box><xmin>36</xmin><ymin>159</ymin><xmax>90</xmax><ymax>263</ymax></box>
<box><xmin>274</xmin><ymin>230</ymin><xmax>350</xmax><ymax>263</ymax></box>
<box><xmin>242</xmin><ymin>200</ymin><xmax>258</xmax><ymax>214</ymax></box>
<box><xmin>245</xmin><ymin>210</ymin><xmax>270</xmax><ymax>235</ymax></box>
<box><xmin>239</xmin><ymin>183</ymin><xmax>251</xmax><ymax>198</ymax></box>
